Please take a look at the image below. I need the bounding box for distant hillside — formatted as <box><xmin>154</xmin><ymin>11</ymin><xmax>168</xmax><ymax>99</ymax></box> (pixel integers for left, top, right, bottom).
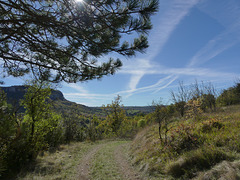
<box><xmin>1</xmin><ymin>86</ymin><xmax>153</xmax><ymax>116</ymax></box>
<box><xmin>0</xmin><ymin>85</ymin><xmax>95</xmax><ymax>115</ymax></box>
<box><xmin>124</xmin><ymin>106</ymin><xmax>155</xmax><ymax>116</ymax></box>
<box><xmin>1</xmin><ymin>85</ymin><xmax>66</xmax><ymax>103</ymax></box>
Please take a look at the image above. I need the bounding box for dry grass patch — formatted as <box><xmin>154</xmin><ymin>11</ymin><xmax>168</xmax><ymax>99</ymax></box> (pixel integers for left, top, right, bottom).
<box><xmin>194</xmin><ymin>160</ymin><xmax>240</xmax><ymax>180</ymax></box>
<box><xmin>130</xmin><ymin>105</ymin><xmax>240</xmax><ymax>179</ymax></box>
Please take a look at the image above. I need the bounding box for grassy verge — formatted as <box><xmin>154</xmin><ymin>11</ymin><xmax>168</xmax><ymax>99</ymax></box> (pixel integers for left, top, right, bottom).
<box><xmin>90</xmin><ymin>140</ymin><xmax>130</xmax><ymax>180</ymax></box>
<box><xmin>16</xmin><ymin>141</ymin><xmax>100</xmax><ymax>180</ymax></box>
<box><xmin>130</xmin><ymin>105</ymin><xmax>240</xmax><ymax>179</ymax></box>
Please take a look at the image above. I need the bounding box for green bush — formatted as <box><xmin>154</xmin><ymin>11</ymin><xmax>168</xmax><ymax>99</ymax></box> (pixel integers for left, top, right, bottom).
<box><xmin>137</xmin><ymin>119</ymin><xmax>146</xmax><ymax>128</ymax></box>
<box><xmin>0</xmin><ymin>82</ymin><xmax>65</xmax><ymax>177</ymax></box>
<box><xmin>217</xmin><ymin>83</ymin><xmax>240</xmax><ymax>106</ymax></box>
<box><xmin>0</xmin><ymin>89</ymin><xmax>17</xmax><ymax>176</ymax></box>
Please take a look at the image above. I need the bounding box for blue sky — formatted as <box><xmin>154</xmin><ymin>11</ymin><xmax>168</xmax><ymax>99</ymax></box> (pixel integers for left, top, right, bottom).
<box><xmin>4</xmin><ymin>0</ymin><xmax>240</xmax><ymax>106</ymax></box>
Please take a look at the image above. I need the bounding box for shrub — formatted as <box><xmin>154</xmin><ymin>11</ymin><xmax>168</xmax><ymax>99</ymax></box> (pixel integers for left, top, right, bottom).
<box><xmin>137</xmin><ymin>119</ymin><xmax>146</xmax><ymax>128</ymax></box>
<box><xmin>168</xmin><ymin>123</ymin><xmax>202</xmax><ymax>154</ymax></box>
<box><xmin>201</xmin><ymin>119</ymin><xmax>224</xmax><ymax>132</ymax></box>
<box><xmin>166</xmin><ymin>146</ymin><xmax>232</xmax><ymax>178</ymax></box>
<box><xmin>185</xmin><ymin>98</ymin><xmax>203</xmax><ymax>120</ymax></box>
<box><xmin>217</xmin><ymin>82</ymin><xmax>240</xmax><ymax>106</ymax></box>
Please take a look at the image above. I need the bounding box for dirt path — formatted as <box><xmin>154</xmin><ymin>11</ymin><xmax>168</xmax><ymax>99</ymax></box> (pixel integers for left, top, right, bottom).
<box><xmin>16</xmin><ymin>140</ymin><xmax>143</xmax><ymax>180</ymax></box>
<box><xmin>77</xmin><ymin>143</ymin><xmax>104</xmax><ymax>180</ymax></box>
<box><xmin>76</xmin><ymin>140</ymin><xmax>142</xmax><ymax>180</ymax></box>
<box><xmin>114</xmin><ymin>143</ymin><xmax>142</xmax><ymax>180</ymax></box>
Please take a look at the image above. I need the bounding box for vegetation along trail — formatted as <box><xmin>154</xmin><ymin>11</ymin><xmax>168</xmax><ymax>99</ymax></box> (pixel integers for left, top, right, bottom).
<box><xmin>87</xmin><ymin>140</ymin><xmax>142</xmax><ymax>180</ymax></box>
<box><xmin>16</xmin><ymin>140</ymin><xmax>142</xmax><ymax>180</ymax></box>
<box><xmin>114</xmin><ymin>143</ymin><xmax>142</xmax><ymax>180</ymax></box>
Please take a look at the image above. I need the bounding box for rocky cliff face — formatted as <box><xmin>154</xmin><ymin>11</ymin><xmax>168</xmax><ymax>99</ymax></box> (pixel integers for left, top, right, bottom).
<box><xmin>50</xmin><ymin>89</ymin><xmax>66</xmax><ymax>101</ymax></box>
<box><xmin>0</xmin><ymin>85</ymin><xmax>94</xmax><ymax>115</ymax></box>
<box><xmin>1</xmin><ymin>85</ymin><xmax>67</xmax><ymax>104</ymax></box>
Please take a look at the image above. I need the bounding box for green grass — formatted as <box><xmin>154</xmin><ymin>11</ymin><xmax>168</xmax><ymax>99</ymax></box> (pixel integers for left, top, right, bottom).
<box><xmin>130</xmin><ymin>105</ymin><xmax>240</xmax><ymax>179</ymax></box>
<box><xmin>90</xmin><ymin>140</ymin><xmax>129</xmax><ymax>180</ymax></box>
<box><xmin>16</xmin><ymin>141</ymin><xmax>100</xmax><ymax>180</ymax></box>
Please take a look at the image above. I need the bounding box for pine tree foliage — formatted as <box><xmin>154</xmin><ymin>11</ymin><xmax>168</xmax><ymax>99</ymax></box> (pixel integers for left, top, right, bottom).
<box><xmin>0</xmin><ymin>0</ymin><xmax>159</xmax><ymax>82</ymax></box>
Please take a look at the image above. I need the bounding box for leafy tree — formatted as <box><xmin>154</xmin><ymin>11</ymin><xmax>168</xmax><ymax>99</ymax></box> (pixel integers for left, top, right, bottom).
<box><xmin>170</xmin><ymin>81</ymin><xmax>191</xmax><ymax>117</ymax></box>
<box><xmin>137</xmin><ymin>118</ymin><xmax>146</xmax><ymax>128</ymax></box>
<box><xmin>190</xmin><ymin>80</ymin><xmax>217</xmax><ymax>112</ymax></box>
<box><xmin>217</xmin><ymin>81</ymin><xmax>240</xmax><ymax>106</ymax></box>
<box><xmin>171</xmin><ymin>81</ymin><xmax>217</xmax><ymax>116</ymax></box>
<box><xmin>0</xmin><ymin>89</ymin><xmax>15</xmax><ymax>176</ymax></box>
<box><xmin>0</xmin><ymin>82</ymin><xmax>63</xmax><ymax>176</ymax></box>
<box><xmin>102</xmin><ymin>95</ymin><xmax>126</xmax><ymax>136</ymax></box>
<box><xmin>152</xmin><ymin>100</ymin><xmax>174</xmax><ymax>145</ymax></box>
<box><xmin>87</xmin><ymin>115</ymin><xmax>100</xmax><ymax>142</ymax></box>
<box><xmin>200</xmin><ymin>93</ymin><xmax>216</xmax><ymax>112</ymax></box>
<box><xmin>1</xmin><ymin>0</ymin><xmax>159</xmax><ymax>82</ymax></box>
<box><xmin>117</xmin><ymin>116</ymin><xmax>139</xmax><ymax>138</ymax></box>
<box><xmin>64</xmin><ymin>114</ymin><xmax>81</xmax><ymax>142</ymax></box>
<box><xmin>21</xmin><ymin>80</ymin><xmax>62</xmax><ymax>157</ymax></box>
<box><xmin>0</xmin><ymin>89</ymin><xmax>15</xmax><ymax>147</ymax></box>
<box><xmin>0</xmin><ymin>88</ymin><xmax>29</xmax><ymax>176</ymax></box>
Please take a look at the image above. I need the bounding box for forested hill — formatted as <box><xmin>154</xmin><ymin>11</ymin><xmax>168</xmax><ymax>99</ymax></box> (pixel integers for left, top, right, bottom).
<box><xmin>1</xmin><ymin>85</ymin><xmax>66</xmax><ymax>103</ymax></box>
<box><xmin>1</xmin><ymin>85</ymin><xmax>97</xmax><ymax>116</ymax></box>
<box><xmin>0</xmin><ymin>86</ymin><xmax>153</xmax><ymax>116</ymax></box>
<box><xmin>124</xmin><ymin>106</ymin><xmax>154</xmax><ymax>116</ymax></box>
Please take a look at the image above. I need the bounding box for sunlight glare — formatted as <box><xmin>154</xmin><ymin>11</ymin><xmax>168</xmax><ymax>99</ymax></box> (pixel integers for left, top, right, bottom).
<box><xmin>76</xmin><ymin>0</ymin><xmax>83</xmax><ymax>2</ymax></box>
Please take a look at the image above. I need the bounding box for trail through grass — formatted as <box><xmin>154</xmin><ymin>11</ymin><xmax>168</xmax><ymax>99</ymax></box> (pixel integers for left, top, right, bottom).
<box><xmin>16</xmin><ymin>140</ymin><xmax>141</xmax><ymax>180</ymax></box>
<box><xmin>90</xmin><ymin>140</ymin><xmax>131</xmax><ymax>180</ymax></box>
<box><xmin>114</xmin><ymin>143</ymin><xmax>142</xmax><ymax>180</ymax></box>
<box><xmin>77</xmin><ymin>143</ymin><xmax>105</xmax><ymax>180</ymax></box>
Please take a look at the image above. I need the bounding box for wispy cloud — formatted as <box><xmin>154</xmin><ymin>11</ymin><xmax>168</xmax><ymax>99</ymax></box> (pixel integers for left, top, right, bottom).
<box><xmin>124</xmin><ymin>58</ymin><xmax>153</xmax><ymax>91</ymax></box>
<box><xmin>64</xmin><ymin>75</ymin><xmax>178</xmax><ymax>104</ymax></box>
<box><xmin>122</xmin><ymin>66</ymin><xmax>238</xmax><ymax>79</ymax></box>
<box><xmin>64</xmin><ymin>83</ymin><xmax>89</xmax><ymax>94</ymax></box>
<box><xmin>188</xmin><ymin>24</ymin><xmax>240</xmax><ymax>67</ymax></box>
<box><xmin>127</xmin><ymin>75</ymin><xmax>178</xmax><ymax>95</ymax></box>
<box><xmin>125</xmin><ymin>0</ymin><xmax>200</xmax><ymax>94</ymax></box>
<box><xmin>64</xmin><ymin>93</ymin><xmax>110</xmax><ymax>100</ymax></box>
<box><xmin>188</xmin><ymin>0</ymin><xmax>240</xmax><ymax>67</ymax></box>
<box><xmin>147</xmin><ymin>0</ymin><xmax>200</xmax><ymax>58</ymax></box>
<box><xmin>118</xmin><ymin>75</ymin><xmax>176</xmax><ymax>95</ymax></box>
<box><xmin>63</xmin><ymin>92</ymin><xmax>114</xmax><ymax>107</ymax></box>
<box><xmin>198</xmin><ymin>0</ymin><xmax>240</xmax><ymax>28</ymax></box>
